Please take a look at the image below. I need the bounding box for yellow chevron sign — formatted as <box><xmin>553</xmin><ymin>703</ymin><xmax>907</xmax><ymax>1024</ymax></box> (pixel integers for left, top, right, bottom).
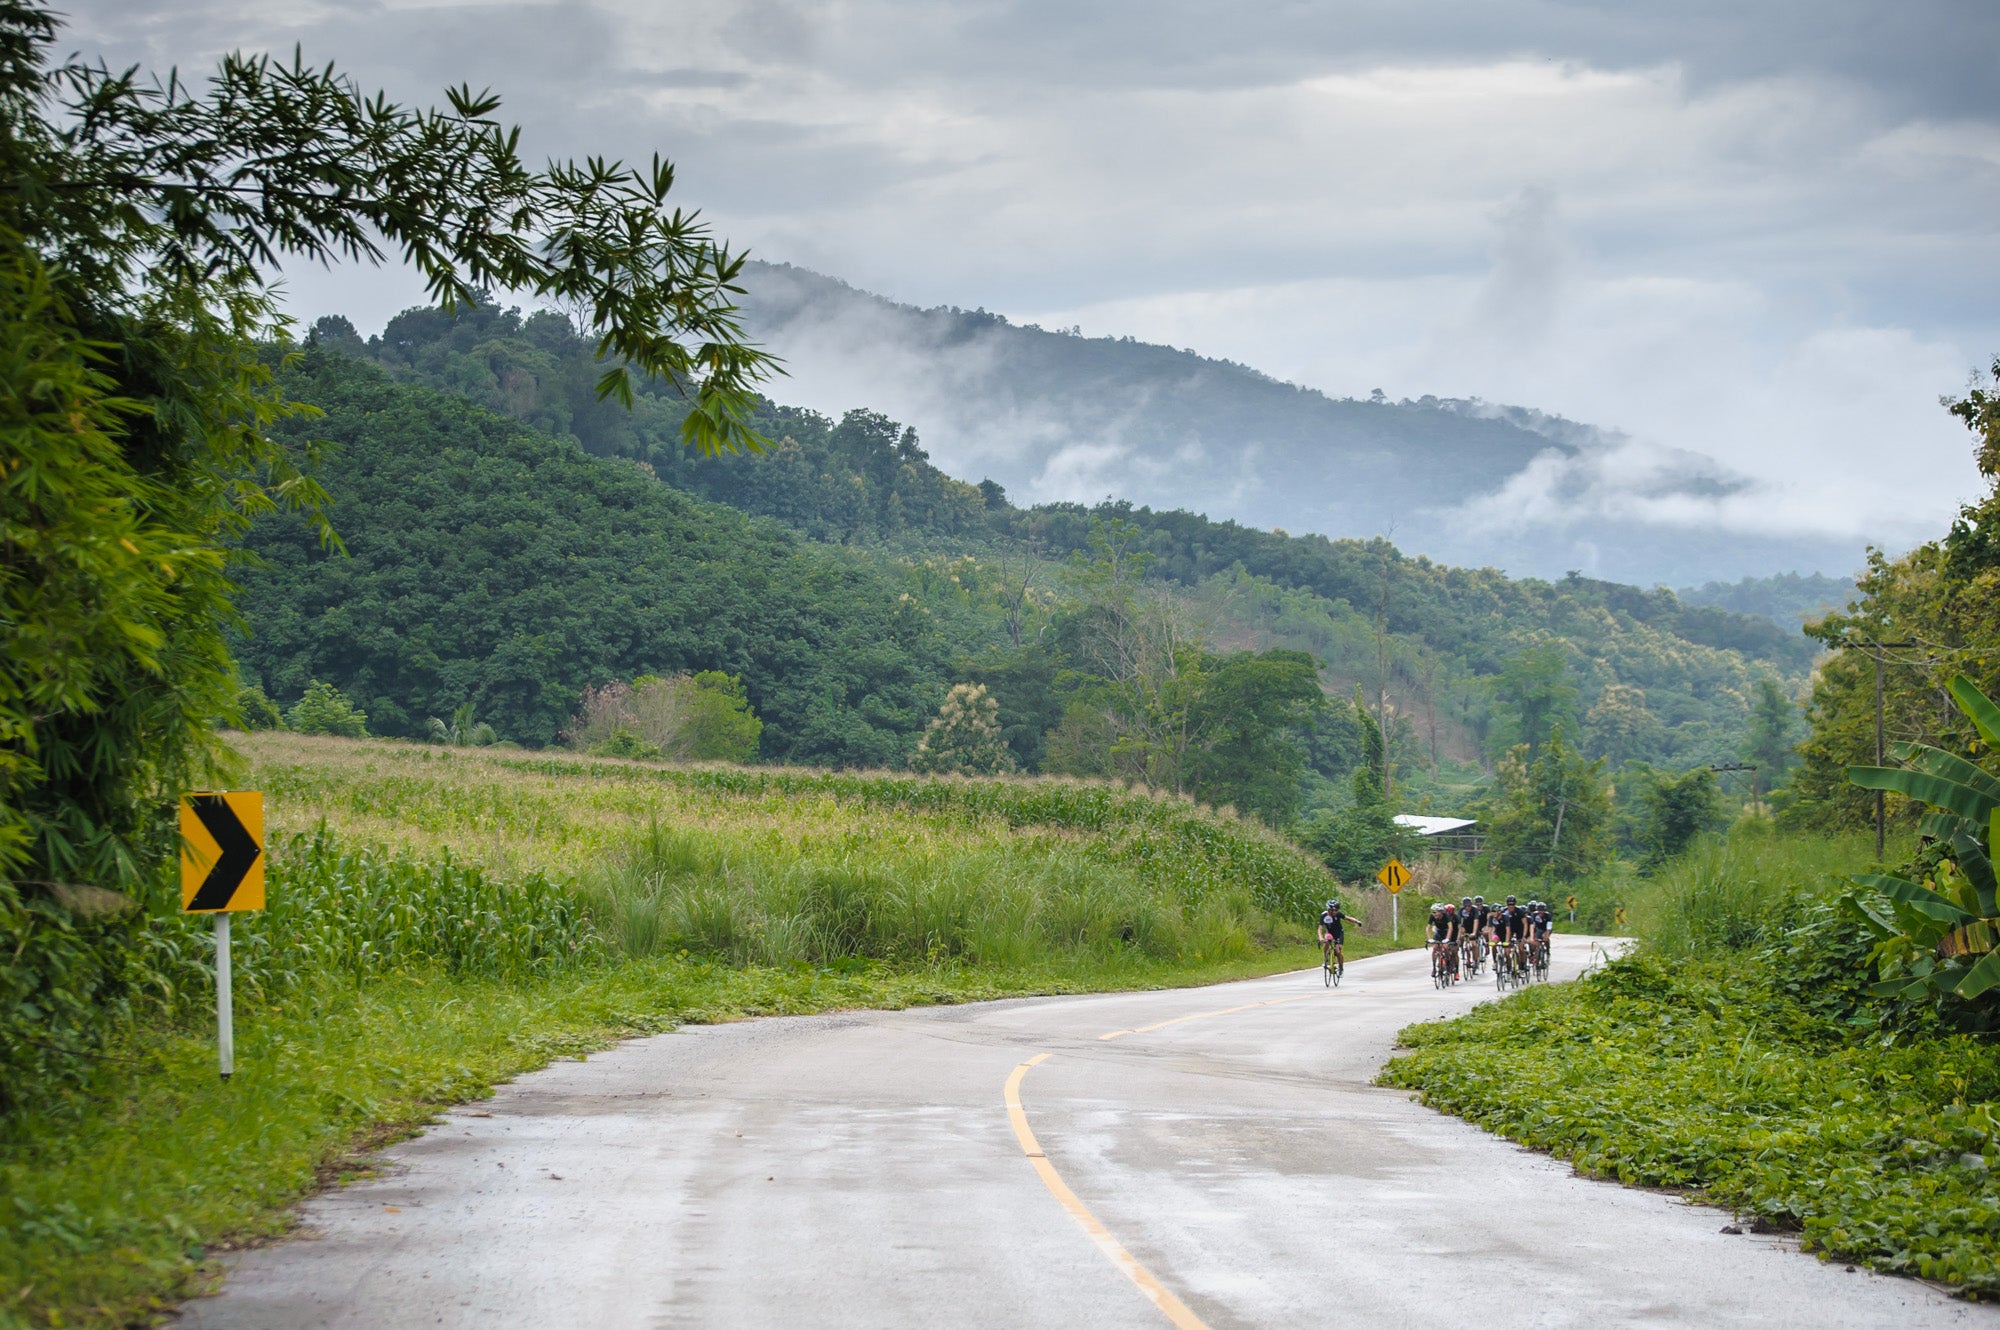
<box><xmin>180</xmin><ymin>791</ymin><xmax>265</xmax><ymax>912</ymax></box>
<box><xmin>1376</xmin><ymin>859</ymin><xmax>1411</xmax><ymax>893</ymax></box>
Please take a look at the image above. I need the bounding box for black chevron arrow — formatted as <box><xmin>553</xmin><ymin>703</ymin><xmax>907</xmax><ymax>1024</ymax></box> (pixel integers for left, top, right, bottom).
<box><xmin>187</xmin><ymin>795</ymin><xmax>261</xmax><ymax>911</ymax></box>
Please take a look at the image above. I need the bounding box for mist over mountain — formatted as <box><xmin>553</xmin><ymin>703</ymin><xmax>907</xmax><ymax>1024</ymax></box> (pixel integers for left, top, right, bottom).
<box><xmin>737</xmin><ymin>262</ymin><xmax>1867</xmax><ymax>587</ymax></box>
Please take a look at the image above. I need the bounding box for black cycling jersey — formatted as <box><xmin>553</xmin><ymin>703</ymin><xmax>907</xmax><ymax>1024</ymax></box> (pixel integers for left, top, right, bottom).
<box><xmin>1456</xmin><ymin>907</ymin><xmax>1478</xmax><ymax>935</ymax></box>
<box><xmin>1497</xmin><ymin>906</ymin><xmax>1526</xmax><ymax>940</ymax></box>
<box><xmin>1318</xmin><ymin>908</ymin><xmax>1346</xmax><ymax>941</ymax></box>
<box><xmin>1427</xmin><ymin>913</ymin><xmax>1454</xmax><ymax>943</ymax></box>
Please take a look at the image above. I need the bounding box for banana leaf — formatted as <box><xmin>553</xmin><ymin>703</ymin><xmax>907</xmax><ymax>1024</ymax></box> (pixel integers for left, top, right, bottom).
<box><xmin>1949</xmin><ymin>675</ymin><xmax>2000</xmax><ymax>750</ymax></box>
<box><xmin>1919</xmin><ymin>810</ymin><xmax>1975</xmax><ymax>843</ymax></box>
<box><xmin>1837</xmin><ymin>890</ymin><xmax>1897</xmax><ymax>937</ymax></box>
<box><xmin>1947</xmin><ymin>828</ymin><xmax>2000</xmax><ymax>917</ymax></box>
<box><xmin>1958</xmin><ymin>947</ymin><xmax>2000</xmax><ymax>1000</ymax></box>
<box><xmin>1847</xmin><ymin>764</ymin><xmax>1998</xmax><ymax>824</ymax></box>
<box><xmin>1850</xmin><ymin>873</ymin><xmax>1979</xmax><ymax>928</ymax></box>
<box><xmin>1898</xmin><ymin>743</ymin><xmax>2000</xmax><ymax>807</ymax></box>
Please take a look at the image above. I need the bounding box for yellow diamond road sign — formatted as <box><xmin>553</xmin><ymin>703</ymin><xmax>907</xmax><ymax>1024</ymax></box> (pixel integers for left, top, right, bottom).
<box><xmin>180</xmin><ymin>791</ymin><xmax>265</xmax><ymax>913</ymax></box>
<box><xmin>1376</xmin><ymin>859</ymin><xmax>1411</xmax><ymax>893</ymax></box>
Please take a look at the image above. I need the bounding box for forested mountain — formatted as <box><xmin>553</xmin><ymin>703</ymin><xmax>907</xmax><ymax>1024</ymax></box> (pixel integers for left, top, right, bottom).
<box><xmin>1677</xmin><ymin>572</ymin><xmax>1854</xmax><ymax>630</ymax></box>
<box><xmin>270</xmin><ymin>306</ymin><xmax>1815</xmax><ymax>800</ymax></box>
<box><xmin>240</xmin><ymin>352</ymin><xmax>960</xmax><ymax>764</ymax></box>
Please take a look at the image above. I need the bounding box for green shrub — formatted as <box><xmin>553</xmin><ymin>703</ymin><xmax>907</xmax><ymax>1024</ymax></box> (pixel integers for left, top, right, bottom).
<box><xmin>285</xmin><ymin>681</ymin><xmax>368</xmax><ymax>738</ymax></box>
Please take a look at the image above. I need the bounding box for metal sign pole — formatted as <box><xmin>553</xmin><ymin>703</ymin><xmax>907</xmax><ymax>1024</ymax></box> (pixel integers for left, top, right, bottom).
<box><xmin>1392</xmin><ymin>892</ymin><xmax>1398</xmax><ymax>944</ymax></box>
<box><xmin>216</xmin><ymin>912</ymin><xmax>234</xmax><ymax>1080</ymax></box>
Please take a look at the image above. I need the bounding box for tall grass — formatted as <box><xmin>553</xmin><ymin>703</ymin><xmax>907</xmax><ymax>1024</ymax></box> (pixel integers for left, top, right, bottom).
<box><xmin>574</xmin><ymin>821</ymin><xmax>1260</xmax><ymax>968</ymax></box>
<box><xmin>237</xmin><ymin>732</ymin><xmax>1343</xmax><ymax>934</ymax></box>
<box><xmin>135</xmin><ymin>832</ymin><xmax>599</xmax><ymax>1015</ymax></box>
<box><xmin>1623</xmin><ymin>828</ymin><xmax>1888</xmax><ymax>960</ymax></box>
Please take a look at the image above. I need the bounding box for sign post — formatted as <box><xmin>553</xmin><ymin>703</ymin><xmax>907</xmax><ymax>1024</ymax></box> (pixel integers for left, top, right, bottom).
<box><xmin>180</xmin><ymin>791</ymin><xmax>265</xmax><ymax>1080</ymax></box>
<box><xmin>1376</xmin><ymin>858</ymin><xmax>1411</xmax><ymax>942</ymax></box>
<box><xmin>1565</xmin><ymin>893</ymin><xmax>1577</xmax><ymax>923</ymax></box>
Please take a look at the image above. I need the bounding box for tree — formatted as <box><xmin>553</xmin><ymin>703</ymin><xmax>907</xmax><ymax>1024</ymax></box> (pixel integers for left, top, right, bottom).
<box><xmin>286</xmin><ymin>681</ymin><xmax>368</xmax><ymax>738</ymax></box>
<box><xmin>426</xmin><ymin>701</ymin><xmax>497</xmax><ymax>747</ymax></box>
<box><xmin>1483</xmin><ymin>727</ymin><xmax>1611</xmax><ymax>881</ymax></box>
<box><xmin>0</xmin><ymin>0</ymin><xmax>774</xmax><ymax>1091</ymax></box>
<box><xmin>1489</xmin><ymin>643</ymin><xmax>1579</xmax><ymax>763</ymax></box>
<box><xmin>564</xmin><ymin>673</ymin><xmax>762</xmax><ymax>763</ymax></box>
<box><xmin>1641</xmin><ymin>767</ymin><xmax>1722</xmax><ymax>866</ymax></box>
<box><xmin>911</xmin><ymin>683</ymin><xmax>1015</xmax><ymax>776</ymax></box>
<box><xmin>1184</xmin><ymin>649</ymin><xmax>1321</xmax><ymax>825</ymax></box>
<box><xmin>1742</xmin><ymin>677</ymin><xmax>1797</xmax><ymax>795</ymax></box>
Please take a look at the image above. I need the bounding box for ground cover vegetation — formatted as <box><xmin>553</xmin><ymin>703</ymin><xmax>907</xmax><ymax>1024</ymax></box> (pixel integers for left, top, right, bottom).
<box><xmin>1383</xmin><ymin>379</ymin><xmax>2000</xmax><ymax>1298</ymax></box>
<box><xmin>0</xmin><ymin>734</ymin><xmax>1367</xmax><ymax>1328</ymax></box>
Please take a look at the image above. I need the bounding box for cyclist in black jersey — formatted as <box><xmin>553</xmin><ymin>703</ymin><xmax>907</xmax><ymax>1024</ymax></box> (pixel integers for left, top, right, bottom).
<box><xmin>1455</xmin><ymin>896</ymin><xmax>1482</xmax><ymax>972</ymax></box>
<box><xmin>1317</xmin><ymin>899</ymin><xmax>1347</xmax><ymax>973</ymax></box>
<box><xmin>1427</xmin><ymin>902</ymin><xmax>1458</xmax><ymax>980</ymax></box>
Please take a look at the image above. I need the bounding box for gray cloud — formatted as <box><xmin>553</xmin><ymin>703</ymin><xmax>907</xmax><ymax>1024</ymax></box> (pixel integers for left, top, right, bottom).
<box><xmin>50</xmin><ymin>0</ymin><xmax>2000</xmax><ymax>579</ymax></box>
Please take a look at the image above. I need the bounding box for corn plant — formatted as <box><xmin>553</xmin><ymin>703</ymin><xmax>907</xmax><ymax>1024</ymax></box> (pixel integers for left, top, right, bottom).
<box><xmin>1843</xmin><ymin>674</ymin><xmax>2000</xmax><ymax>1003</ymax></box>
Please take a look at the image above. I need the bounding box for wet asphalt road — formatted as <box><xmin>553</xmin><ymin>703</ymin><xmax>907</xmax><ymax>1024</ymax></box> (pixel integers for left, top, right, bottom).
<box><xmin>178</xmin><ymin>936</ymin><xmax>1997</xmax><ymax>1328</ymax></box>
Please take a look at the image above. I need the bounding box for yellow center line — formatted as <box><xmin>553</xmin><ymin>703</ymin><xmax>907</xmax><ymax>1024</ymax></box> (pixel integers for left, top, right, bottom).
<box><xmin>1004</xmin><ymin>1055</ymin><xmax>1211</xmax><ymax>1330</ymax></box>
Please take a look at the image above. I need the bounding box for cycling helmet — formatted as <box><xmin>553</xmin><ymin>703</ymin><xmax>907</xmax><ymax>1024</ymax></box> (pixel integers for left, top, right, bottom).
<box><xmin>1473</xmin><ymin>895</ymin><xmax>1485</xmax><ymax>905</ymax></box>
<box><xmin>1460</xmin><ymin>896</ymin><xmax>1473</xmax><ymax>904</ymax></box>
<box><xmin>1326</xmin><ymin>899</ymin><xmax>1339</xmax><ymax>910</ymax></box>
<box><xmin>1505</xmin><ymin>895</ymin><xmax>1518</xmax><ymax>905</ymax></box>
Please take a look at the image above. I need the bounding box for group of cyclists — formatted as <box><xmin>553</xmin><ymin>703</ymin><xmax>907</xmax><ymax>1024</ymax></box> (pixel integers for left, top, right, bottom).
<box><xmin>1426</xmin><ymin>895</ymin><xmax>1554</xmax><ymax>987</ymax></box>
<box><xmin>1313</xmin><ymin>894</ymin><xmax>1555</xmax><ymax>989</ymax></box>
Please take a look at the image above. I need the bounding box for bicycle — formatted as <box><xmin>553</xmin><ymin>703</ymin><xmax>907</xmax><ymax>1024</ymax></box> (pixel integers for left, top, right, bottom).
<box><xmin>1321</xmin><ymin>940</ymin><xmax>1344</xmax><ymax>988</ymax></box>
<box><xmin>1431</xmin><ymin>940</ymin><xmax>1456</xmax><ymax>988</ymax></box>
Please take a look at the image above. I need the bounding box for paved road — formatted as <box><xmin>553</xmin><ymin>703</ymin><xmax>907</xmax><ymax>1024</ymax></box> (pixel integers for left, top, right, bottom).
<box><xmin>182</xmin><ymin>937</ymin><xmax>1996</xmax><ymax>1328</ymax></box>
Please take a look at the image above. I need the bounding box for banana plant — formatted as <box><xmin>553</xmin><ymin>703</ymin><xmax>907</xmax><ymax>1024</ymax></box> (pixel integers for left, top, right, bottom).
<box><xmin>1843</xmin><ymin>674</ymin><xmax>2000</xmax><ymax>1002</ymax></box>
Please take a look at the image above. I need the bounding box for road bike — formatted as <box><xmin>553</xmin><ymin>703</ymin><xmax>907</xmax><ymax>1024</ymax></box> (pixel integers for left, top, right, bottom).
<box><xmin>1494</xmin><ymin>939</ymin><xmax>1520</xmax><ymax>990</ymax></box>
<box><xmin>1322</xmin><ymin>941</ymin><xmax>1343</xmax><ymax>987</ymax></box>
<box><xmin>1431</xmin><ymin>940</ymin><xmax>1456</xmax><ymax>988</ymax></box>
<box><xmin>1532</xmin><ymin>934</ymin><xmax>1551</xmax><ymax>981</ymax></box>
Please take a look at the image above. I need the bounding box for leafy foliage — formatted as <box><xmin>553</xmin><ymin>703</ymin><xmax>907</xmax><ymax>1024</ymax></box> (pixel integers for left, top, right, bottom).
<box><xmin>566</xmin><ymin>672</ymin><xmax>761</xmax><ymax>763</ymax></box>
<box><xmin>1480</xmin><ymin>728</ymin><xmax>1611</xmax><ymax>881</ymax></box>
<box><xmin>0</xmin><ymin>0</ymin><xmax>773</xmax><ymax>1103</ymax></box>
<box><xmin>1841</xmin><ymin>674</ymin><xmax>2000</xmax><ymax>1008</ymax></box>
<box><xmin>911</xmin><ymin>683</ymin><xmax>1015</xmax><ymax>776</ymax></box>
<box><xmin>284</xmin><ymin>680</ymin><xmax>368</xmax><ymax>738</ymax></box>
<box><xmin>233</xmin><ymin>356</ymin><xmax>945</xmax><ymax>763</ymax></box>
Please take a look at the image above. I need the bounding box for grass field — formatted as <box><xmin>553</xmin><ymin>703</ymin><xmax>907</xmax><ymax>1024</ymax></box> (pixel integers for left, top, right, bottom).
<box><xmin>2</xmin><ymin>734</ymin><xmax>1386</xmax><ymax>1329</ymax></box>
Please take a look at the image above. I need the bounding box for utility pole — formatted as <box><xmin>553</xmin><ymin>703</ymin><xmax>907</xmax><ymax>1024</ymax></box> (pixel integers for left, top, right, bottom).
<box><xmin>1839</xmin><ymin>639</ymin><xmax>1917</xmax><ymax>860</ymax></box>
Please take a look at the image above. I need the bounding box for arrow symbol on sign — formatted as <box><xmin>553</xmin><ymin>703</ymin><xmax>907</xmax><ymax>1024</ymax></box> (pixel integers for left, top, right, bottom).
<box><xmin>186</xmin><ymin>794</ymin><xmax>262</xmax><ymax>911</ymax></box>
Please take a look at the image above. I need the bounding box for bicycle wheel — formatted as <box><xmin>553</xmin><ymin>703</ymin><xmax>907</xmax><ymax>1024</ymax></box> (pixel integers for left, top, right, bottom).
<box><xmin>1333</xmin><ymin>954</ymin><xmax>1343</xmax><ymax>986</ymax></box>
<box><xmin>1323</xmin><ymin>955</ymin><xmax>1334</xmax><ymax>988</ymax></box>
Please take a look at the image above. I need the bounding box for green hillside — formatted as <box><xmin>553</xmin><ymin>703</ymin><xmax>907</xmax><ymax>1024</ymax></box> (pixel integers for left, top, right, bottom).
<box><xmin>282</xmin><ymin>304</ymin><xmax>1814</xmax><ymax>790</ymax></box>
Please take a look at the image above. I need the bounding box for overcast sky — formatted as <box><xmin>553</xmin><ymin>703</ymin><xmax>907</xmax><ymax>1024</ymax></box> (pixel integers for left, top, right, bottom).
<box><xmin>63</xmin><ymin>0</ymin><xmax>2000</xmax><ymax>558</ymax></box>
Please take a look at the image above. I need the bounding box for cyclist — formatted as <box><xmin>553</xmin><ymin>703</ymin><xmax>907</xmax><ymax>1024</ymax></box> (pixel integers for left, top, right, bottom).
<box><xmin>1455</xmin><ymin>896</ymin><xmax>1481</xmax><ymax>974</ymax></box>
<box><xmin>1427</xmin><ymin>902</ymin><xmax>1458</xmax><ymax>981</ymax></box>
<box><xmin>1498</xmin><ymin>894</ymin><xmax>1528</xmax><ymax>971</ymax></box>
<box><xmin>1529</xmin><ymin>899</ymin><xmax>1554</xmax><ymax>970</ymax></box>
<box><xmin>1317</xmin><ymin>898</ymin><xmax>1347</xmax><ymax>974</ymax></box>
